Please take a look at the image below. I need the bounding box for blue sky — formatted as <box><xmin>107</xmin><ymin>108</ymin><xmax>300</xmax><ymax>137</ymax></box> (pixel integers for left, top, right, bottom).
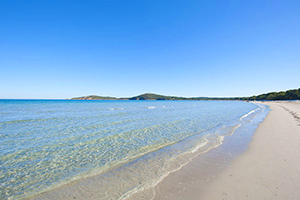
<box><xmin>1</xmin><ymin>0</ymin><xmax>299</xmax><ymax>99</ymax></box>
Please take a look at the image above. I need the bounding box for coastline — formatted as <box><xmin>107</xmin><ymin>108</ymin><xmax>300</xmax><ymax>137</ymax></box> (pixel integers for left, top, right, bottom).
<box><xmin>150</xmin><ymin>101</ymin><xmax>300</xmax><ymax>199</ymax></box>
<box><xmin>25</xmin><ymin>101</ymin><xmax>264</xmax><ymax>200</ymax></box>
<box><xmin>201</xmin><ymin>101</ymin><xmax>300</xmax><ymax>199</ymax></box>
<box><xmin>24</xmin><ymin>101</ymin><xmax>300</xmax><ymax>199</ymax></box>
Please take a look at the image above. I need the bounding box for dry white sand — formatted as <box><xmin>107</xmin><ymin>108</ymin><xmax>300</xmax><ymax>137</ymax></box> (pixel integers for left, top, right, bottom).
<box><xmin>152</xmin><ymin>101</ymin><xmax>300</xmax><ymax>200</ymax></box>
<box><xmin>200</xmin><ymin>101</ymin><xmax>300</xmax><ymax>200</ymax></box>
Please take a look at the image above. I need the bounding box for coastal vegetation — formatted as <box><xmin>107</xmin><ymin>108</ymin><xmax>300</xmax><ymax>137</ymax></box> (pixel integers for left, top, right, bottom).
<box><xmin>71</xmin><ymin>88</ymin><xmax>300</xmax><ymax>101</ymax></box>
<box><xmin>71</xmin><ymin>95</ymin><xmax>117</xmax><ymax>100</ymax></box>
<box><xmin>129</xmin><ymin>93</ymin><xmax>187</xmax><ymax>100</ymax></box>
<box><xmin>241</xmin><ymin>88</ymin><xmax>300</xmax><ymax>101</ymax></box>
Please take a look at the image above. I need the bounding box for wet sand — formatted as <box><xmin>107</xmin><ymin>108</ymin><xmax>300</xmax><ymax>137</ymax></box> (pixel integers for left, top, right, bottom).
<box><xmin>151</xmin><ymin>101</ymin><xmax>300</xmax><ymax>200</ymax></box>
<box><xmin>30</xmin><ymin>101</ymin><xmax>300</xmax><ymax>200</ymax></box>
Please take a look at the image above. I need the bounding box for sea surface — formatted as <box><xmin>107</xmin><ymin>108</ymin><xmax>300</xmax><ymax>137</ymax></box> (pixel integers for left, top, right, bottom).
<box><xmin>0</xmin><ymin>100</ymin><xmax>269</xmax><ymax>199</ymax></box>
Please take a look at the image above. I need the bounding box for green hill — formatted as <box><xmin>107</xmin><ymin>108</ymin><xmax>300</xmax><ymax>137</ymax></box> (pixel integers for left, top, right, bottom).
<box><xmin>71</xmin><ymin>95</ymin><xmax>117</xmax><ymax>100</ymax></box>
<box><xmin>242</xmin><ymin>88</ymin><xmax>300</xmax><ymax>101</ymax></box>
<box><xmin>129</xmin><ymin>93</ymin><xmax>187</xmax><ymax>100</ymax></box>
<box><xmin>70</xmin><ymin>88</ymin><xmax>300</xmax><ymax>101</ymax></box>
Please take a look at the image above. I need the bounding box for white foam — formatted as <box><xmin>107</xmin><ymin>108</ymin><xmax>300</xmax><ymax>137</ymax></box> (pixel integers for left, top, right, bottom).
<box><xmin>240</xmin><ymin>107</ymin><xmax>259</xmax><ymax>121</ymax></box>
<box><xmin>109</xmin><ymin>108</ymin><xmax>124</xmax><ymax>110</ymax></box>
<box><xmin>120</xmin><ymin>134</ymin><xmax>225</xmax><ymax>200</ymax></box>
<box><xmin>189</xmin><ymin>138</ymin><xmax>209</xmax><ymax>153</ymax></box>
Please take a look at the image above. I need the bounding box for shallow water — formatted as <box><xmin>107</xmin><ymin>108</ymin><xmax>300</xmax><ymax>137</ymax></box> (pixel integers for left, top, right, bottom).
<box><xmin>0</xmin><ymin>100</ymin><xmax>266</xmax><ymax>199</ymax></box>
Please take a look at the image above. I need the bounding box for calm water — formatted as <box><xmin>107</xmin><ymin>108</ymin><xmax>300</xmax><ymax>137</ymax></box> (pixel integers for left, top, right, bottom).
<box><xmin>0</xmin><ymin>100</ymin><xmax>267</xmax><ymax>199</ymax></box>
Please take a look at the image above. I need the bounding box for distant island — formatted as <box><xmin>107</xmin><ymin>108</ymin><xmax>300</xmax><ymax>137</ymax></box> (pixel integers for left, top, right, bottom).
<box><xmin>71</xmin><ymin>93</ymin><xmax>232</xmax><ymax>101</ymax></box>
<box><xmin>71</xmin><ymin>95</ymin><xmax>118</xmax><ymax>100</ymax></box>
<box><xmin>71</xmin><ymin>88</ymin><xmax>300</xmax><ymax>101</ymax></box>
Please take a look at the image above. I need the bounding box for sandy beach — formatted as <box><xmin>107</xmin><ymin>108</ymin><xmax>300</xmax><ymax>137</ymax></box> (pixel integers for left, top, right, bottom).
<box><xmin>26</xmin><ymin>101</ymin><xmax>300</xmax><ymax>200</ymax></box>
<box><xmin>151</xmin><ymin>101</ymin><xmax>300</xmax><ymax>200</ymax></box>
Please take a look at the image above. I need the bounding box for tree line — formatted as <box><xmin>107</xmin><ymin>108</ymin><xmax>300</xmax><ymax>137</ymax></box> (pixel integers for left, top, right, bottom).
<box><xmin>239</xmin><ymin>88</ymin><xmax>300</xmax><ymax>101</ymax></box>
<box><xmin>71</xmin><ymin>88</ymin><xmax>300</xmax><ymax>101</ymax></box>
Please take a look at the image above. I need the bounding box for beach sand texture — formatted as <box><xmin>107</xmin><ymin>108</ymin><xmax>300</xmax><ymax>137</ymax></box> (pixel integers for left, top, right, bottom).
<box><xmin>202</xmin><ymin>101</ymin><xmax>300</xmax><ymax>200</ymax></box>
<box><xmin>152</xmin><ymin>101</ymin><xmax>300</xmax><ymax>200</ymax></box>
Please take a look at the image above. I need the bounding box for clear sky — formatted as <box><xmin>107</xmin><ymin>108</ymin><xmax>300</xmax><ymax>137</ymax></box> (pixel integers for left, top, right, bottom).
<box><xmin>1</xmin><ymin>0</ymin><xmax>299</xmax><ymax>99</ymax></box>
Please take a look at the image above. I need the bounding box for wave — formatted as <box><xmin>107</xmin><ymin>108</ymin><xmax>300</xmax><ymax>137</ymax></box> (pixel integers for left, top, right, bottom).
<box><xmin>239</xmin><ymin>106</ymin><xmax>260</xmax><ymax>121</ymax></box>
<box><xmin>109</xmin><ymin>108</ymin><xmax>125</xmax><ymax>110</ymax></box>
<box><xmin>1</xmin><ymin>100</ymin><xmax>266</xmax><ymax>199</ymax></box>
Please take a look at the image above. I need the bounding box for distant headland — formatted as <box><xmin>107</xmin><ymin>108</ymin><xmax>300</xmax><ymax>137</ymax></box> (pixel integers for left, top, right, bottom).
<box><xmin>71</xmin><ymin>88</ymin><xmax>300</xmax><ymax>101</ymax></box>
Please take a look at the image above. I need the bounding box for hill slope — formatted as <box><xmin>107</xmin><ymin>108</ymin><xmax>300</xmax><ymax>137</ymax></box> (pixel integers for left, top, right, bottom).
<box><xmin>70</xmin><ymin>88</ymin><xmax>300</xmax><ymax>101</ymax></box>
<box><xmin>243</xmin><ymin>88</ymin><xmax>300</xmax><ymax>101</ymax></box>
<box><xmin>71</xmin><ymin>95</ymin><xmax>117</xmax><ymax>100</ymax></box>
<box><xmin>129</xmin><ymin>93</ymin><xmax>187</xmax><ymax>100</ymax></box>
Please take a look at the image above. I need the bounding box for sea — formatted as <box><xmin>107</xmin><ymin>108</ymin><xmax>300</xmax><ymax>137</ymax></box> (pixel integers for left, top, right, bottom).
<box><xmin>0</xmin><ymin>100</ymin><xmax>269</xmax><ymax>199</ymax></box>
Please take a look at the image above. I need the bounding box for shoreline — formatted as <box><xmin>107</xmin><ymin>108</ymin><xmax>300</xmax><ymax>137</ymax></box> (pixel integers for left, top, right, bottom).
<box><xmin>26</xmin><ymin>101</ymin><xmax>264</xmax><ymax>200</ymax></box>
<box><xmin>201</xmin><ymin>101</ymin><xmax>300</xmax><ymax>199</ymax></box>
<box><xmin>150</xmin><ymin>101</ymin><xmax>300</xmax><ymax>199</ymax></box>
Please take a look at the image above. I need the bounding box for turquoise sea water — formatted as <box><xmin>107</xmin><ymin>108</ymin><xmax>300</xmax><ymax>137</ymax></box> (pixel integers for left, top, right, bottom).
<box><xmin>0</xmin><ymin>100</ymin><xmax>268</xmax><ymax>199</ymax></box>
